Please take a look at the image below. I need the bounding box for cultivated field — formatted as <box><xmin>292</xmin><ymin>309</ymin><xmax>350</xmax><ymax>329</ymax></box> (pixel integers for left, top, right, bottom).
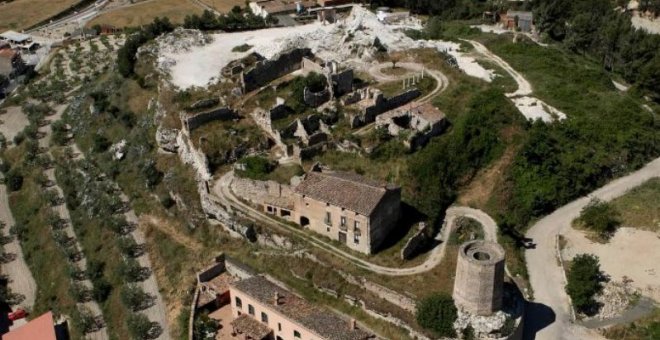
<box><xmin>199</xmin><ymin>0</ymin><xmax>245</xmax><ymax>13</ymax></box>
<box><xmin>87</xmin><ymin>0</ymin><xmax>204</xmax><ymax>28</ymax></box>
<box><xmin>0</xmin><ymin>0</ymin><xmax>80</xmax><ymax>31</ymax></box>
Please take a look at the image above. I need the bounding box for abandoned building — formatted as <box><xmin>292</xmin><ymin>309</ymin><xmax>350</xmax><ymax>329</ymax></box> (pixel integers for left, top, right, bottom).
<box><xmin>0</xmin><ymin>31</ymin><xmax>37</xmax><ymax>51</ymax></box>
<box><xmin>499</xmin><ymin>10</ymin><xmax>534</xmax><ymax>33</ymax></box>
<box><xmin>249</xmin><ymin>0</ymin><xmax>317</xmax><ymax>18</ymax></box>
<box><xmin>343</xmin><ymin>86</ymin><xmax>421</xmax><ymax>128</ymax></box>
<box><xmin>230</xmin><ymin>275</ymin><xmax>372</xmax><ymax>340</ymax></box>
<box><xmin>0</xmin><ymin>47</ymin><xmax>26</xmax><ymax>79</ymax></box>
<box><xmin>375</xmin><ymin>102</ymin><xmax>448</xmax><ymax>150</ymax></box>
<box><xmin>453</xmin><ymin>240</ymin><xmax>505</xmax><ymax>316</ymax></box>
<box><xmin>292</xmin><ymin>167</ymin><xmax>401</xmax><ymax>254</ymax></box>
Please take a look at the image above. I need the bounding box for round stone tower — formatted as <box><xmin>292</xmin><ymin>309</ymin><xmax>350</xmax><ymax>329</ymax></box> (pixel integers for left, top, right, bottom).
<box><xmin>452</xmin><ymin>240</ymin><xmax>505</xmax><ymax>316</ymax></box>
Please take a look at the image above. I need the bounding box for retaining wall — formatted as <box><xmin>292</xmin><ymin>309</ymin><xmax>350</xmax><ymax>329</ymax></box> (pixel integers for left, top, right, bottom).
<box><xmin>241</xmin><ymin>48</ymin><xmax>312</xmax><ymax>93</ymax></box>
<box><xmin>185</xmin><ymin>107</ymin><xmax>237</xmax><ymax>131</ymax></box>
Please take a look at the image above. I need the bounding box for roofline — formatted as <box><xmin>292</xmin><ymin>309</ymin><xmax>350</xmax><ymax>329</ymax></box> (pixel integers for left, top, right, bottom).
<box><xmin>230</xmin><ymin>277</ymin><xmax>366</xmax><ymax>340</ymax></box>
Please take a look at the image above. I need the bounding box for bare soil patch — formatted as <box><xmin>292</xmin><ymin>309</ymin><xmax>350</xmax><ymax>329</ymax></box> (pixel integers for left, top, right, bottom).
<box><xmin>0</xmin><ymin>106</ymin><xmax>30</xmax><ymax>143</ymax></box>
<box><xmin>198</xmin><ymin>0</ymin><xmax>244</xmax><ymax>13</ymax></box>
<box><xmin>458</xmin><ymin>144</ymin><xmax>516</xmax><ymax>208</ymax></box>
<box><xmin>87</xmin><ymin>0</ymin><xmax>204</xmax><ymax>28</ymax></box>
<box><xmin>0</xmin><ymin>0</ymin><xmax>80</xmax><ymax>31</ymax></box>
<box><xmin>561</xmin><ymin>226</ymin><xmax>660</xmax><ymax>301</ymax></box>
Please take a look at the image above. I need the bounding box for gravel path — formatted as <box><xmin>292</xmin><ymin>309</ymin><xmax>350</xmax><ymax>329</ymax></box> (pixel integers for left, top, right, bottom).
<box><xmin>214</xmin><ymin>171</ymin><xmax>499</xmax><ymax>276</ymax></box>
<box><xmin>524</xmin><ymin>157</ymin><xmax>660</xmax><ymax>340</ymax></box>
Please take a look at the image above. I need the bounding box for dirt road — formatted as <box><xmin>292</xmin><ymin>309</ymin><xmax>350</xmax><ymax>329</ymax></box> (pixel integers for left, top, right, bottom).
<box><xmin>524</xmin><ymin>157</ymin><xmax>660</xmax><ymax>340</ymax></box>
<box><xmin>215</xmin><ymin>171</ymin><xmax>499</xmax><ymax>276</ymax></box>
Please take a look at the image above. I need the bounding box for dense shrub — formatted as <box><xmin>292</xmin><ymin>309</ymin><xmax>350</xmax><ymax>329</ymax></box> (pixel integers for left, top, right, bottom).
<box><xmin>576</xmin><ymin>199</ymin><xmax>621</xmax><ymax>239</ymax></box>
<box><xmin>416</xmin><ymin>293</ymin><xmax>457</xmax><ymax>337</ymax></box>
<box><xmin>236</xmin><ymin>155</ymin><xmax>274</xmax><ymax>180</ymax></box>
<box><xmin>566</xmin><ymin>254</ymin><xmax>605</xmax><ymax>314</ymax></box>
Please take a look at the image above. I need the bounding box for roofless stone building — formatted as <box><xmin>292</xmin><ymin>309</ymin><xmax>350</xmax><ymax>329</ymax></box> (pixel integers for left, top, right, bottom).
<box><xmin>453</xmin><ymin>240</ymin><xmax>505</xmax><ymax>316</ymax></box>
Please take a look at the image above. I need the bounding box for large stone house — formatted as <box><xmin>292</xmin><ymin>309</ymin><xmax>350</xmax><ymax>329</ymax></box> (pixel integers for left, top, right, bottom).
<box><xmin>292</xmin><ymin>168</ymin><xmax>401</xmax><ymax>254</ymax></box>
<box><xmin>230</xmin><ymin>276</ymin><xmax>372</xmax><ymax>340</ymax></box>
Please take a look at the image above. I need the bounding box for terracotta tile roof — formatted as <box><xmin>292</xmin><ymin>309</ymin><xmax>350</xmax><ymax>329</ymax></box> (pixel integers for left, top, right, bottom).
<box><xmin>231</xmin><ymin>276</ymin><xmax>371</xmax><ymax>340</ymax></box>
<box><xmin>231</xmin><ymin>314</ymin><xmax>272</xmax><ymax>339</ymax></box>
<box><xmin>4</xmin><ymin>312</ymin><xmax>57</xmax><ymax>340</ymax></box>
<box><xmin>294</xmin><ymin>170</ymin><xmax>399</xmax><ymax>216</ymax></box>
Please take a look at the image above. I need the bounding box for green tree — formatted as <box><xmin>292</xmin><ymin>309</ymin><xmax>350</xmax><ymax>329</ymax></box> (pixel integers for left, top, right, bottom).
<box><xmin>92</xmin><ymin>133</ymin><xmax>111</xmax><ymax>152</ymax></box>
<box><xmin>127</xmin><ymin>313</ymin><xmax>161</xmax><ymax>339</ymax></box>
<box><xmin>193</xmin><ymin>312</ymin><xmax>219</xmax><ymax>340</ymax></box>
<box><xmin>5</xmin><ymin>168</ymin><xmax>23</xmax><ymax>191</ymax></box>
<box><xmin>121</xmin><ymin>284</ymin><xmax>154</xmax><ymax>311</ymax></box>
<box><xmin>566</xmin><ymin>254</ymin><xmax>604</xmax><ymax>314</ymax></box>
<box><xmin>416</xmin><ymin>293</ymin><xmax>457</xmax><ymax>337</ymax></box>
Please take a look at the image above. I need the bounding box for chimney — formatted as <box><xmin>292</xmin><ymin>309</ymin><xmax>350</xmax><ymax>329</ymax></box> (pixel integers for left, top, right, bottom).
<box><xmin>273</xmin><ymin>292</ymin><xmax>280</xmax><ymax>306</ymax></box>
<box><xmin>349</xmin><ymin>318</ymin><xmax>356</xmax><ymax>330</ymax></box>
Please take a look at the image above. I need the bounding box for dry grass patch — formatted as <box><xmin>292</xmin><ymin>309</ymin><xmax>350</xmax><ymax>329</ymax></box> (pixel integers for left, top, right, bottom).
<box><xmin>198</xmin><ymin>0</ymin><xmax>245</xmax><ymax>13</ymax></box>
<box><xmin>87</xmin><ymin>0</ymin><xmax>204</xmax><ymax>28</ymax></box>
<box><xmin>610</xmin><ymin>178</ymin><xmax>660</xmax><ymax>233</ymax></box>
<box><xmin>0</xmin><ymin>0</ymin><xmax>80</xmax><ymax>31</ymax></box>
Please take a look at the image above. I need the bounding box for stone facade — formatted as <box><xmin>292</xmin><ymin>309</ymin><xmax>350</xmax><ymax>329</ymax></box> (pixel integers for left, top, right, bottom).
<box><xmin>375</xmin><ymin>102</ymin><xmax>449</xmax><ymax>150</ymax></box>
<box><xmin>292</xmin><ymin>168</ymin><xmax>401</xmax><ymax>254</ymax></box>
<box><xmin>241</xmin><ymin>48</ymin><xmax>312</xmax><ymax>93</ymax></box>
<box><xmin>453</xmin><ymin>240</ymin><xmax>505</xmax><ymax>316</ymax></box>
<box><xmin>184</xmin><ymin>107</ymin><xmax>237</xmax><ymax>131</ymax></box>
<box><xmin>347</xmin><ymin>87</ymin><xmax>421</xmax><ymax>128</ymax></box>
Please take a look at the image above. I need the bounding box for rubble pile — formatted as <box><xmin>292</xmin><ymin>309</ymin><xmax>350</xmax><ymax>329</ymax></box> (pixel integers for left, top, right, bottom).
<box><xmin>593</xmin><ymin>280</ymin><xmax>637</xmax><ymax>320</ymax></box>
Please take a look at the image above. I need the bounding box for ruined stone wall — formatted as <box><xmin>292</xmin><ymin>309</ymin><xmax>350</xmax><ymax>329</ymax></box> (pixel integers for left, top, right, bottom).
<box><xmin>363</xmin><ymin>89</ymin><xmax>421</xmax><ymax>124</ymax></box>
<box><xmin>331</xmin><ymin>69</ymin><xmax>353</xmax><ymax>96</ymax></box>
<box><xmin>302</xmin><ymin>57</ymin><xmax>325</xmax><ymax>74</ymax></box>
<box><xmin>241</xmin><ymin>48</ymin><xmax>312</xmax><ymax>93</ymax></box>
<box><xmin>230</xmin><ymin>176</ymin><xmax>294</xmax><ymax>206</ymax></box>
<box><xmin>400</xmin><ymin>223</ymin><xmax>430</xmax><ymax>260</ymax></box>
<box><xmin>185</xmin><ymin>107</ymin><xmax>237</xmax><ymax>131</ymax></box>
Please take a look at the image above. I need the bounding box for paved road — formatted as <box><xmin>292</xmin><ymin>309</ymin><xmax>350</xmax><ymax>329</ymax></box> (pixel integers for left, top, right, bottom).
<box><xmin>524</xmin><ymin>157</ymin><xmax>660</xmax><ymax>340</ymax></box>
<box><xmin>214</xmin><ymin>171</ymin><xmax>498</xmax><ymax>276</ymax></box>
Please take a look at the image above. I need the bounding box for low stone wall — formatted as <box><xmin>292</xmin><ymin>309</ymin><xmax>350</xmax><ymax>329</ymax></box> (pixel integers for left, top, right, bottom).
<box><xmin>242</xmin><ymin>48</ymin><xmax>312</xmax><ymax>93</ymax></box>
<box><xmin>185</xmin><ymin>107</ymin><xmax>237</xmax><ymax>131</ymax></box>
<box><xmin>230</xmin><ymin>177</ymin><xmax>294</xmax><ymax>206</ymax></box>
<box><xmin>400</xmin><ymin>223</ymin><xmax>430</xmax><ymax>260</ymax></box>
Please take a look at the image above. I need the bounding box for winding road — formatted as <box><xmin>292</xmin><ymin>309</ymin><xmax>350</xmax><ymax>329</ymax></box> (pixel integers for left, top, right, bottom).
<box><xmin>213</xmin><ymin>171</ymin><xmax>497</xmax><ymax>276</ymax></box>
<box><xmin>524</xmin><ymin>157</ymin><xmax>660</xmax><ymax>340</ymax></box>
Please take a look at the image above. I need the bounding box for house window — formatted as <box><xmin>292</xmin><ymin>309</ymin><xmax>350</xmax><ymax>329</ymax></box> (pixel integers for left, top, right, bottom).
<box><xmin>354</xmin><ymin>233</ymin><xmax>360</xmax><ymax>244</ymax></box>
<box><xmin>325</xmin><ymin>212</ymin><xmax>332</xmax><ymax>226</ymax></box>
<box><xmin>248</xmin><ymin>304</ymin><xmax>254</xmax><ymax>315</ymax></box>
<box><xmin>235</xmin><ymin>297</ymin><xmax>242</xmax><ymax>309</ymax></box>
<box><xmin>340</xmin><ymin>216</ymin><xmax>346</xmax><ymax>228</ymax></box>
<box><xmin>278</xmin><ymin>323</ymin><xmax>282</xmax><ymax>331</ymax></box>
<box><xmin>261</xmin><ymin>312</ymin><xmax>268</xmax><ymax>324</ymax></box>
<box><xmin>354</xmin><ymin>221</ymin><xmax>360</xmax><ymax>229</ymax></box>
<box><xmin>294</xmin><ymin>330</ymin><xmax>301</xmax><ymax>338</ymax></box>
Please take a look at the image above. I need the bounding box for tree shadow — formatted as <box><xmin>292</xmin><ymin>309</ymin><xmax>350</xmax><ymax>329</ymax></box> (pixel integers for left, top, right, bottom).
<box><xmin>523</xmin><ymin>302</ymin><xmax>556</xmax><ymax>340</ymax></box>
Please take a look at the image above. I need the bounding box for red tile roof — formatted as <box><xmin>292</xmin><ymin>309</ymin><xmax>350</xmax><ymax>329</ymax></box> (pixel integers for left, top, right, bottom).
<box><xmin>4</xmin><ymin>312</ymin><xmax>57</xmax><ymax>340</ymax></box>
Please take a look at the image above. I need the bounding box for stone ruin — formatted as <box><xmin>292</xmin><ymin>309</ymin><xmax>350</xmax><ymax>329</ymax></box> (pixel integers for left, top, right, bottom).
<box><xmin>343</xmin><ymin>87</ymin><xmax>421</xmax><ymax>128</ymax></box>
<box><xmin>375</xmin><ymin>102</ymin><xmax>448</xmax><ymax>150</ymax></box>
<box><xmin>452</xmin><ymin>240</ymin><xmax>525</xmax><ymax>339</ymax></box>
